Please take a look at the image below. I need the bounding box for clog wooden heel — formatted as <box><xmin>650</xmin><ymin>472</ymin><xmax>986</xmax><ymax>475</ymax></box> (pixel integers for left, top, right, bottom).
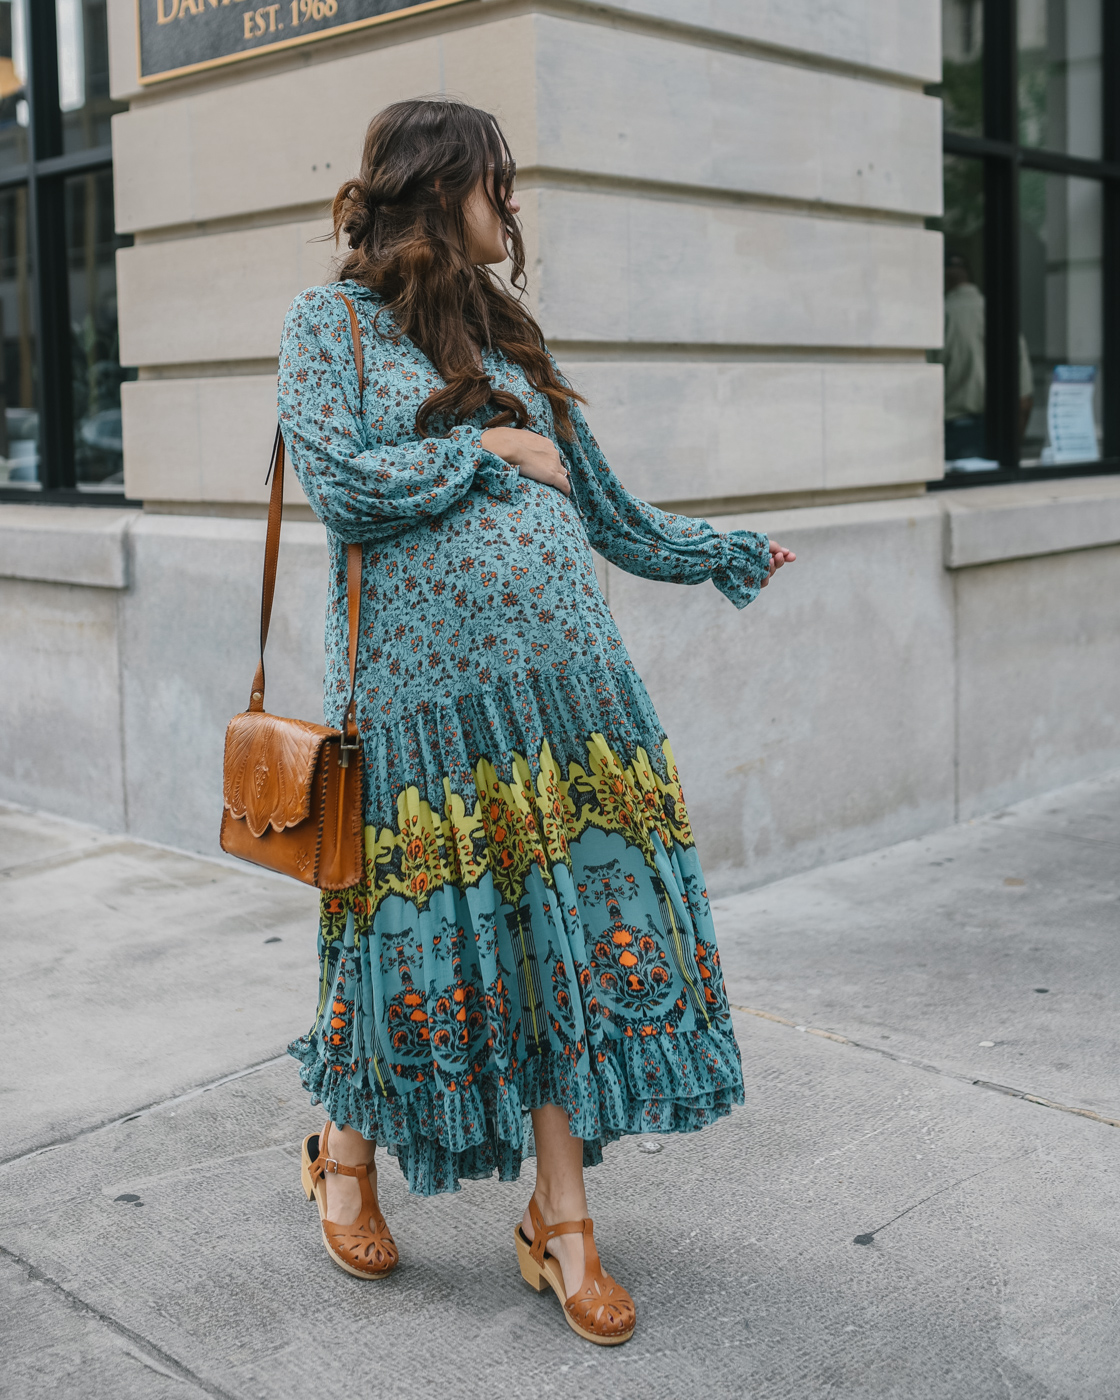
<box><xmin>514</xmin><ymin>1197</ymin><xmax>635</xmax><ymax>1345</ymax></box>
<box><xmin>515</xmin><ymin>1231</ymin><xmax>548</xmax><ymax>1291</ymax></box>
<box><xmin>300</xmin><ymin>1122</ymin><xmax>398</xmax><ymax>1280</ymax></box>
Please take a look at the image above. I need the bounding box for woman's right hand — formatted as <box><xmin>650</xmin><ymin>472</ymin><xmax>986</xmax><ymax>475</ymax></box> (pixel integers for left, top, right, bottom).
<box><xmin>480</xmin><ymin>426</ymin><xmax>571</xmax><ymax>496</ymax></box>
<box><xmin>761</xmin><ymin>539</ymin><xmax>796</xmax><ymax>586</ymax></box>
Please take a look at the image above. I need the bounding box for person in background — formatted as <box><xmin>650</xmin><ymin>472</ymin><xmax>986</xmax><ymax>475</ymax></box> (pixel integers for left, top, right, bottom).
<box><xmin>941</xmin><ymin>254</ymin><xmax>1032</xmax><ymax>461</ymax></box>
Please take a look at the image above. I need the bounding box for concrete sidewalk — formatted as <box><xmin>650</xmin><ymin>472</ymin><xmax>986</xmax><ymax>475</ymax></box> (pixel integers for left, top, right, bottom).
<box><xmin>1</xmin><ymin>773</ymin><xmax>1118</xmax><ymax>1399</ymax></box>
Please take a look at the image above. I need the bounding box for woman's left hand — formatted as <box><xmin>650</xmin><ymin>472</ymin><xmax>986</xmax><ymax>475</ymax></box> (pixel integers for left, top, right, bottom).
<box><xmin>761</xmin><ymin>539</ymin><xmax>796</xmax><ymax>587</ymax></box>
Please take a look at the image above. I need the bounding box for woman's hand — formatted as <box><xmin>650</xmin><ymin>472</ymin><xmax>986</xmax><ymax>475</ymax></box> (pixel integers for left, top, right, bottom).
<box><xmin>761</xmin><ymin>539</ymin><xmax>796</xmax><ymax>587</ymax></box>
<box><xmin>480</xmin><ymin>426</ymin><xmax>571</xmax><ymax>496</ymax></box>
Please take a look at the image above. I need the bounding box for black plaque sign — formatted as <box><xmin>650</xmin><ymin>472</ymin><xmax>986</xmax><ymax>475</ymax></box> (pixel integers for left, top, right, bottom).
<box><xmin>136</xmin><ymin>0</ymin><xmax>474</xmax><ymax>83</ymax></box>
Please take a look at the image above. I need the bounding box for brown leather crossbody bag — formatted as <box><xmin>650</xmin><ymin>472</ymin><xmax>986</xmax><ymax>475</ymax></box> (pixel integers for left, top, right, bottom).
<box><xmin>219</xmin><ymin>295</ymin><xmax>367</xmax><ymax>889</ymax></box>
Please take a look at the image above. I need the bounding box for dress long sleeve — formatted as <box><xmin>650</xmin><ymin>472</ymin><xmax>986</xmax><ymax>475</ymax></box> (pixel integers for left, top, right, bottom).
<box><xmin>559</xmin><ymin>399</ymin><xmax>770</xmax><ymax>610</ymax></box>
<box><xmin>277</xmin><ymin>286</ymin><xmax>518</xmax><ymax>543</ymax></box>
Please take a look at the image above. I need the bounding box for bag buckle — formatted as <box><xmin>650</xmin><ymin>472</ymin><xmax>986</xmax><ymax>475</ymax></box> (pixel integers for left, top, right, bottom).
<box><xmin>339</xmin><ymin>729</ymin><xmax>360</xmax><ymax>769</ymax></box>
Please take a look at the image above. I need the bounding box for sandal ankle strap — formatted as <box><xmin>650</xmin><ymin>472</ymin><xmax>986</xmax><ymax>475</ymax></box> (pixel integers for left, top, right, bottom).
<box><xmin>321</xmin><ymin>1157</ymin><xmax>366</xmax><ymax>1178</ymax></box>
<box><xmin>526</xmin><ymin>1198</ymin><xmax>594</xmax><ymax>1268</ymax></box>
<box><xmin>309</xmin><ymin>1122</ymin><xmax>373</xmax><ymax>1185</ymax></box>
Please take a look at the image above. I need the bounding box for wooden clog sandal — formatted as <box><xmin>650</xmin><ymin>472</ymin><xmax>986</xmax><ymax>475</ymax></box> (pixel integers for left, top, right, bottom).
<box><xmin>300</xmin><ymin>1122</ymin><xmax>398</xmax><ymax>1280</ymax></box>
<box><xmin>515</xmin><ymin>1197</ymin><xmax>636</xmax><ymax>1345</ymax></box>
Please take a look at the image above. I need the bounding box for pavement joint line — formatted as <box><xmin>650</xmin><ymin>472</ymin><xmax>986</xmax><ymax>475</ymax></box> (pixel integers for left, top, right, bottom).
<box><xmin>0</xmin><ymin>839</ymin><xmax>139</xmax><ymax>881</ymax></box>
<box><xmin>1003</xmin><ymin>822</ymin><xmax>1120</xmax><ymax>851</ymax></box>
<box><xmin>0</xmin><ymin>798</ymin><xmax>300</xmax><ymax>884</ymax></box>
<box><xmin>114</xmin><ymin>1141</ymin><xmax>298</xmax><ymax>1194</ymax></box>
<box><xmin>730</xmin><ymin>1004</ymin><xmax>1120</xmax><ymax>1130</ymax></box>
<box><xmin>0</xmin><ymin>1053</ymin><xmax>291</xmax><ymax>1173</ymax></box>
<box><xmin>0</xmin><ymin>1243</ymin><xmax>239</xmax><ymax>1400</ymax></box>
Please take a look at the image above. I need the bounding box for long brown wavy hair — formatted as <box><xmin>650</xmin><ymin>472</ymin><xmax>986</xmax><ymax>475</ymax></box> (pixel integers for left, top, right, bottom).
<box><xmin>332</xmin><ymin>98</ymin><xmax>583</xmax><ymax>439</ymax></box>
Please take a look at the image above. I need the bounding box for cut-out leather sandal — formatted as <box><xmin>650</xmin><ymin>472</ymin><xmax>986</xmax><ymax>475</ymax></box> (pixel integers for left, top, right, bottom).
<box><xmin>300</xmin><ymin>1122</ymin><xmax>398</xmax><ymax>1280</ymax></box>
<box><xmin>515</xmin><ymin>1197</ymin><xmax>636</xmax><ymax>1345</ymax></box>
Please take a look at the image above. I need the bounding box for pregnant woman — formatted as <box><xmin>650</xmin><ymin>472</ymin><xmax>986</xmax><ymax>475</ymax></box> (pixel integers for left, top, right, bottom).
<box><xmin>278</xmin><ymin>97</ymin><xmax>794</xmax><ymax>1346</ymax></box>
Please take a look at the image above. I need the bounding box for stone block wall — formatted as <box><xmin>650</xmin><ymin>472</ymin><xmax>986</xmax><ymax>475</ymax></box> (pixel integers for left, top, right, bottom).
<box><xmin>2</xmin><ymin>1</ymin><xmax>1115</xmax><ymax>891</ymax></box>
<box><xmin>108</xmin><ymin>0</ymin><xmax>944</xmax><ymax>511</ymax></box>
<box><xmin>3</xmin><ymin>481</ymin><xmax>1118</xmax><ymax>890</ymax></box>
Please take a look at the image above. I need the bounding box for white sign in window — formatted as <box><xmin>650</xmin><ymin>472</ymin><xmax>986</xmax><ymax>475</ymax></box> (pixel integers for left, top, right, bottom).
<box><xmin>1043</xmin><ymin>365</ymin><xmax>1098</xmax><ymax>465</ymax></box>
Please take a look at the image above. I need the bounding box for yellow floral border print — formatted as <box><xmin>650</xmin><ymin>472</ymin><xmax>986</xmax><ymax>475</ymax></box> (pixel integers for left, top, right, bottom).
<box><xmin>329</xmin><ymin>733</ymin><xmax>693</xmax><ymax>920</ymax></box>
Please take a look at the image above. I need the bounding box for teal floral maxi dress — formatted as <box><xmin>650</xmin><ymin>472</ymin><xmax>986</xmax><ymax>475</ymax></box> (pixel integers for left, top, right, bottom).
<box><xmin>278</xmin><ymin>282</ymin><xmax>770</xmax><ymax>1195</ymax></box>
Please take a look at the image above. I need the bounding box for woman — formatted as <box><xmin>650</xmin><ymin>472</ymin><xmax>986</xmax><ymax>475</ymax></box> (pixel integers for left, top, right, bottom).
<box><xmin>279</xmin><ymin>97</ymin><xmax>794</xmax><ymax>1346</ymax></box>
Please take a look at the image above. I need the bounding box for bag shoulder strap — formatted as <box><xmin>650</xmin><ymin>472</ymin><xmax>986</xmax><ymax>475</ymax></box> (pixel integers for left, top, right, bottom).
<box><xmin>249</xmin><ymin>292</ymin><xmax>366</xmax><ymax>744</ymax></box>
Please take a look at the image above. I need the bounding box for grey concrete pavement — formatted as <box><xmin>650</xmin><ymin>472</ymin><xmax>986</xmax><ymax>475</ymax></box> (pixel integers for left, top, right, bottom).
<box><xmin>1</xmin><ymin>774</ymin><xmax>1118</xmax><ymax>1399</ymax></box>
<box><xmin>714</xmin><ymin>771</ymin><xmax>1120</xmax><ymax>1123</ymax></box>
<box><xmin>0</xmin><ymin>805</ymin><xmax>318</xmax><ymax>1163</ymax></box>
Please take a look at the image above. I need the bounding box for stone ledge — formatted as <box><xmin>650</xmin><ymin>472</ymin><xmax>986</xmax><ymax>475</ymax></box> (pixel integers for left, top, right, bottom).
<box><xmin>0</xmin><ymin>506</ymin><xmax>141</xmax><ymax>588</ymax></box>
<box><xmin>939</xmin><ymin>476</ymin><xmax>1120</xmax><ymax>569</ymax></box>
<box><xmin>4</xmin><ymin>477</ymin><xmax>1118</xmax><ymax>590</ymax></box>
<box><xmin>128</xmin><ymin>510</ymin><xmax>327</xmax><ymax>550</ymax></box>
<box><xmin>705</xmin><ymin>475</ymin><xmax>1120</xmax><ymax>570</ymax></box>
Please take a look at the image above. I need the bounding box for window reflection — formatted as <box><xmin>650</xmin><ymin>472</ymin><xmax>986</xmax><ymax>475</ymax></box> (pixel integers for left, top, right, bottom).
<box><xmin>1018</xmin><ymin>0</ymin><xmax>1102</xmax><ymax>160</ymax></box>
<box><xmin>929</xmin><ymin>156</ymin><xmax>996</xmax><ymax>467</ymax></box>
<box><xmin>0</xmin><ymin>0</ymin><xmax>29</xmax><ymax>169</ymax></box>
<box><xmin>1019</xmin><ymin>171</ymin><xmax>1103</xmax><ymax>464</ymax></box>
<box><xmin>0</xmin><ymin>183</ymin><xmax>37</xmax><ymax>486</ymax></box>
<box><xmin>66</xmin><ymin>169</ymin><xmax>133</xmax><ymax>487</ymax></box>
<box><xmin>59</xmin><ymin>0</ymin><xmax>124</xmax><ymax>155</ymax></box>
<box><xmin>935</xmin><ymin>0</ymin><xmax>984</xmax><ymax>137</ymax></box>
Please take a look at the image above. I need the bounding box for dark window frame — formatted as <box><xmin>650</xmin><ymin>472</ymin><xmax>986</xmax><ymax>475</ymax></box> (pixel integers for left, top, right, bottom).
<box><xmin>929</xmin><ymin>0</ymin><xmax>1120</xmax><ymax>491</ymax></box>
<box><xmin>0</xmin><ymin>1</ymin><xmax>135</xmax><ymax>507</ymax></box>
<box><xmin>8</xmin><ymin>1</ymin><xmax>1117</xmax><ymax>504</ymax></box>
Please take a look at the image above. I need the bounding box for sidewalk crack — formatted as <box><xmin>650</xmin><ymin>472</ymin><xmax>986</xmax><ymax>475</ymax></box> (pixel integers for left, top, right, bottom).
<box><xmin>851</xmin><ymin>1151</ymin><xmax>1034</xmax><ymax>1246</ymax></box>
<box><xmin>0</xmin><ymin>1244</ymin><xmax>240</xmax><ymax>1400</ymax></box>
<box><xmin>0</xmin><ymin>1053</ymin><xmax>291</xmax><ymax>1172</ymax></box>
<box><xmin>730</xmin><ymin>1003</ymin><xmax>1120</xmax><ymax>1129</ymax></box>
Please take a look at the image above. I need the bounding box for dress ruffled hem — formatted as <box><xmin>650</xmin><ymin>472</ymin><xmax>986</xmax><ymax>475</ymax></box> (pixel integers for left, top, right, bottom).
<box><xmin>288</xmin><ymin>1021</ymin><xmax>744</xmax><ymax>1196</ymax></box>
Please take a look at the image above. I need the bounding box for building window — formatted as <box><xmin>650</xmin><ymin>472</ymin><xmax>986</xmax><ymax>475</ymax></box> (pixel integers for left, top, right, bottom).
<box><xmin>0</xmin><ymin>0</ymin><xmax>132</xmax><ymax>502</ymax></box>
<box><xmin>928</xmin><ymin>0</ymin><xmax>1118</xmax><ymax>482</ymax></box>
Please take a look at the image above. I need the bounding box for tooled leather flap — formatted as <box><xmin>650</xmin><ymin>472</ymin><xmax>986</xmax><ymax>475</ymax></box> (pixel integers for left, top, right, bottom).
<box><xmin>223</xmin><ymin>711</ymin><xmax>337</xmax><ymax>838</ymax></box>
